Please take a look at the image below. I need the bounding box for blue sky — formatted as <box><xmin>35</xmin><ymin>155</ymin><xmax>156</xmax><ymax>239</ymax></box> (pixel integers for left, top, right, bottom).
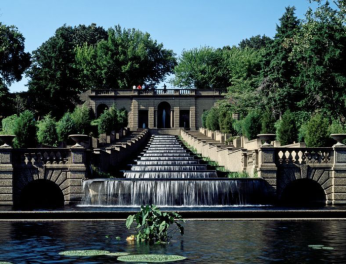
<box><xmin>1</xmin><ymin>0</ymin><xmax>319</xmax><ymax>92</ymax></box>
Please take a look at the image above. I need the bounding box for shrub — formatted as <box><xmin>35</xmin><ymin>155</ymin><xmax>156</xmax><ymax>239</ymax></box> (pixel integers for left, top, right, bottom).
<box><xmin>117</xmin><ymin>107</ymin><xmax>128</xmax><ymax>129</ymax></box>
<box><xmin>329</xmin><ymin>119</ymin><xmax>346</xmax><ymax>144</ymax></box>
<box><xmin>218</xmin><ymin>108</ymin><xmax>235</xmax><ymax>134</ymax></box>
<box><xmin>242</xmin><ymin>111</ymin><xmax>261</xmax><ymax>140</ymax></box>
<box><xmin>233</xmin><ymin>119</ymin><xmax>243</xmax><ymax>136</ymax></box>
<box><xmin>0</xmin><ymin>114</ymin><xmax>18</xmax><ymax>134</ymax></box>
<box><xmin>126</xmin><ymin>204</ymin><xmax>184</xmax><ymax>243</ymax></box>
<box><xmin>277</xmin><ymin>110</ymin><xmax>298</xmax><ymax>145</ymax></box>
<box><xmin>56</xmin><ymin>112</ymin><xmax>77</xmax><ymax>142</ymax></box>
<box><xmin>305</xmin><ymin>114</ymin><xmax>330</xmax><ymax>147</ymax></box>
<box><xmin>206</xmin><ymin>107</ymin><xmax>220</xmax><ymax>131</ymax></box>
<box><xmin>98</xmin><ymin>105</ymin><xmax>118</xmax><ymax>134</ymax></box>
<box><xmin>71</xmin><ymin>104</ymin><xmax>92</xmax><ymax>134</ymax></box>
<box><xmin>201</xmin><ymin>110</ymin><xmax>209</xmax><ymax>128</ymax></box>
<box><xmin>13</xmin><ymin>110</ymin><xmax>37</xmax><ymax>148</ymax></box>
<box><xmin>37</xmin><ymin>114</ymin><xmax>58</xmax><ymax>146</ymax></box>
<box><xmin>260</xmin><ymin>109</ymin><xmax>276</xmax><ymax>134</ymax></box>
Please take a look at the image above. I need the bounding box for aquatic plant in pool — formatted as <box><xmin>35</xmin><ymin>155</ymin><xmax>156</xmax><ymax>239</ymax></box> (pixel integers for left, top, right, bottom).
<box><xmin>126</xmin><ymin>204</ymin><xmax>184</xmax><ymax>243</ymax></box>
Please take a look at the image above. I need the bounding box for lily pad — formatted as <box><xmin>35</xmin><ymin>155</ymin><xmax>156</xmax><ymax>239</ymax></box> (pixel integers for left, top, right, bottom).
<box><xmin>59</xmin><ymin>250</ymin><xmax>111</xmax><ymax>256</ymax></box>
<box><xmin>117</xmin><ymin>254</ymin><xmax>186</xmax><ymax>263</ymax></box>
<box><xmin>0</xmin><ymin>262</ymin><xmax>12</xmax><ymax>264</ymax></box>
<box><xmin>322</xmin><ymin>247</ymin><xmax>334</xmax><ymax>250</ymax></box>
<box><xmin>308</xmin><ymin>245</ymin><xmax>324</xmax><ymax>249</ymax></box>
<box><xmin>107</xmin><ymin>252</ymin><xmax>130</xmax><ymax>257</ymax></box>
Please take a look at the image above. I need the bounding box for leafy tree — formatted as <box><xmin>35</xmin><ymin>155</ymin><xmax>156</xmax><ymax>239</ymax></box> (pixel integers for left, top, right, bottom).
<box><xmin>13</xmin><ymin>110</ymin><xmax>37</xmax><ymax>148</ymax></box>
<box><xmin>260</xmin><ymin>7</ymin><xmax>301</xmax><ymax>116</ymax></box>
<box><xmin>260</xmin><ymin>109</ymin><xmax>276</xmax><ymax>134</ymax></box>
<box><xmin>290</xmin><ymin>1</ymin><xmax>346</xmax><ymax>119</ymax></box>
<box><xmin>277</xmin><ymin>110</ymin><xmax>298</xmax><ymax>145</ymax></box>
<box><xmin>173</xmin><ymin>47</ymin><xmax>230</xmax><ymax>89</ymax></box>
<box><xmin>242</xmin><ymin>111</ymin><xmax>261</xmax><ymax>140</ymax></box>
<box><xmin>206</xmin><ymin>107</ymin><xmax>220</xmax><ymax>131</ymax></box>
<box><xmin>0</xmin><ymin>114</ymin><xmax>18</xmax><ymax>134</ymax></box>
<box><xmin>37</xmin><ymin>114</ymin><xmax>58</xmax><ymax>146</ymax></box>
<box><xmin>75</xmin><ymin>25</ymin><xmax>176</xmax><ymax>89</ymax></box>
<box><xmin>218</xmin><ymin>103</ymin><xmax>235</xmax><ymax>134</ymax></box>
<box><xmin>0</xmin><ymin>23</ymin><xmax>31</xmax><ymax>117</ymax></box>
<box><xmin>27</xmin><ymin>24</ymin><xmax>107</xmax><ymax>118</ymax></box>
<box><xmin>239</xmin><ymin>35</ymin><xmax>273</xmax><ymax>50</ymax></box>
<box><xmin>305</xmin><ymin>114</ymin><xmax>330</xmax><ymax>147</ymax></box>
<box><xmin>71</xmin><ymin>104</ymin><xmax>92</xmax><ymax>134</ymax></box>
<box><xmin>117</xmin><ymin>107</ymin><xmax>128</xmax><ymax>129</ymax></box>
<box><xmin>56</xmin><ymin>112</ymin><xmax>76</xmax><ymax>142</ymax></box>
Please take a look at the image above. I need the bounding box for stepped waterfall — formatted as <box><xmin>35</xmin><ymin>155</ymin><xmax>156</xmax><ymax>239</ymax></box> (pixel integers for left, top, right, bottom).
<box><xmin>82</xmin><ymin>135</ymin><xmax>271</xmax><ymax>207</ymax></box>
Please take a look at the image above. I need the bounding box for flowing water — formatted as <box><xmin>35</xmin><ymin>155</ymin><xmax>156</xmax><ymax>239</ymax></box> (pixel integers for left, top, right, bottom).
<box><xmin>82</xmin><ymin>135</ymin><xmax>271</xmax><ymax>207</ymax></box>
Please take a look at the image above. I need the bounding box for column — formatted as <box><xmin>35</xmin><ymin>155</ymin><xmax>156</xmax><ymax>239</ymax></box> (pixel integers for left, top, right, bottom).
<box><xmin>148</xmin><ymin>107</ymin><xmax>155</xmax><ymax>128</ymax></box>
<box><xmin>190</xmin><ymin>106</ymin><xmax>196</xmax><ymax>130</ymax></box>
<box><xmin>174</xmin><ymin>107</ymin><xmax>180</xmax><ymax>128</ymax></box>
<box><xmin>332</xmin><ymin>144</ymin><xmax>346</xmax><ymax>204</ymax></box>
<box><xmin>258</xmin><ymin>145</ymin><xmax>277</xmax><ymax>201</ymax></box>
<box><xmin>0</xmin><ymin>145</ymin><xmax>13</xmax><ymax>205</ymax></box>
<box><xmin>68</xmin><ymin>145</ymin><xmax>86</xmax><ymax>205</ymax></box>
<box><xmin>170</xmin><ymin>110</ymin><xmax>174</xmax><ymax>128</ymax></box>
<box><xmin>130</xmin><ymin>100</ymin><xmax>139</xmax><ymax>131</ymax></box>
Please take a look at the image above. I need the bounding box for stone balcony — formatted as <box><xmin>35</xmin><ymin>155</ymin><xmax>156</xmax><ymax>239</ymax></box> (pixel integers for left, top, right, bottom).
<box><xmin>89</xmin><ymin>89</ymin><xmax>226</xmax><ymax>97</ymax></box>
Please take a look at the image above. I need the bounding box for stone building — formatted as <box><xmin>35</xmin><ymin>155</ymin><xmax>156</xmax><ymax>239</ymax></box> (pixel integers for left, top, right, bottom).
<box><xmin>83</xmin><ymin>89</ymin><xmax>225</xmax><ymax>131</ymax></box>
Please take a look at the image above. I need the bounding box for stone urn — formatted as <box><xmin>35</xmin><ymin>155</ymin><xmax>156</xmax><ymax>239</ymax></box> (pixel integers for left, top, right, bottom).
<box><xmin>0</xmin><ymin>135</ymin><xmax>16</xmax><ymax>148</ymax></box>
<box><xmin>68</xmin><ymin>134</ymin><xmax>89</xmax><ymax>148</ymax></box>
<box><xmin>257</xmin><ymin>134</ymin><xmax>276</xmax><ymax>146</ymax></box>
<box><xmin>330</xmin><ymin>134</ymin><xmax>346</xmax><ymax>146</ymax></box>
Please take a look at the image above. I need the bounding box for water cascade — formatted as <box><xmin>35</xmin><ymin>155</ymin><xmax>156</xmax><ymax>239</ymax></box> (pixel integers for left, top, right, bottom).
<box><xmin>82</xmin><ymin>135</ymin><xmax>271</xmax><ymax>207</ymax></box>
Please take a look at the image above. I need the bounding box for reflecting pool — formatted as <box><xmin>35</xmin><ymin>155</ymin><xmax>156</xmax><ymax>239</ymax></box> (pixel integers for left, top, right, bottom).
<box><xmin>0</xmin><ymin>220</ymin><xmax>346</xmax><ymax>263</ymax></box>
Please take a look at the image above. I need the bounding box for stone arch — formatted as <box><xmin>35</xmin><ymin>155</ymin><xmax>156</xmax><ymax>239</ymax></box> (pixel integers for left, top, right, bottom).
<box><xmin>96</xmin><ymin>103</ymin><xmax>109</xmax><ymax>117</ymax></box>
<box><xmin>277</xmin><ymin>166</ymin><xmax>331</xmax><ymax>205</ymax></box>
<box><xmin>157</xmin><ymin>101</ymin><xmax>171</xmax><ymax>128</ymax></box>
<box><xmin>19</xmin><ymin>179</ymin><xmax>64</xmax><ymax>209</ymax></box>
<box><xmin>14</xmin><ymin>168</ymin><xmax>69</xmax><ymax>208</ymax></box>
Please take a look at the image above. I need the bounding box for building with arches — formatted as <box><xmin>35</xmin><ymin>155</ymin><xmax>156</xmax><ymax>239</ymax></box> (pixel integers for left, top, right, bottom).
<box><xmin>84</xmin><ymin>89</ymin><xmax>225</xmax><ymax>131</ymax></box>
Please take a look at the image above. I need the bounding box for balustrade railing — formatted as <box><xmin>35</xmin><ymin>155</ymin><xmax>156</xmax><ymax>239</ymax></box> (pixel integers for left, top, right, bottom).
<box><xmin>13</xmin><ymin>149</ymin><xmax>71</xmax><ymax>165</ymax></box>
<box><xmin>91</xmin><ymin>88</ymin><xmax>225</xmax><ymax>96</ymax></box>
<box><xmin>275</xmin><ymin>148</ymin><xmax>333</xmax><ymax>165</ymax></box>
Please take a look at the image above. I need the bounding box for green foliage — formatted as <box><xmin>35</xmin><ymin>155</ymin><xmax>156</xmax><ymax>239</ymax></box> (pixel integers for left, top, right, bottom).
<box><xmin>117</xmin><ymin>107</ymin><xmax>128</xmax><ymax>128</ymax></box>
<box><xmin>305</xmin><ymin>114</ymin><xmax>330</xmax><ymax>147</ymax></box>
<box><xmin>37</xmin><ymin>114</ymin><xmax>58</xmax><ymax>146</ymax></box>
<box><xmin>260</xmin><ymin>109</ymin><xmax>276</xmax><ymax>134</ymax></box>
<box><xmin>242</xmin><ymin>111</ymin><xmax>261</xmax><ymax>140</ymax></box>
<box><xmin>56</xmin><ymin>112</ymin><xmax>76</xmax><ymax>142</ymax></box>
<box><xmin>218</xmin><ymin>103</ymin><xmax>235</xmax><ymax>134</ymax></box>
<box><xmin>126</xmin><ymin>205</ymin><xmax>184</xmax><ymax>243</ymax></box>
<box><xmin>76</xmin><ymin>25</ymin><xmax>176</xmax><ymax>89</ymax></box>
<box><xmin>0</xmin><ymin>114</ymin><xmax>18</xmax><ymax>134</ymax></box>
<box><xmin>227</xmin><ymin>171</ymin><xmax>250</xmax><ymax>178</ymax></box>
<box><xmin>206</xmin><ymin>107</ymin><xmax>220</xmax><ymax>131</ymax></box>
<box><xmin>201</xmin><ymin>110</ymin><xmax>209</xmax><ymax>128</ymax></box>
<box><xmin>277</xmin><ymin>110</ymin><xmax>298</xmax><ymax>145</ymax></box>
<box><xmin>239</xmin><ymin>35</ymin><xmax>273</xmax><ymax>50</ymax></box>
<box><xmin>71</xmin><ymin>104</ymin><xmax>92</xmax><ymax>134</ymax></box>
<box><xmin>27</xmin><ymin>24</ymin><xmax>107</xmax><ymax>118</ymax></box>
<box><xmin>173</xmin><ymin>46</ymin><xmax>230</xmax><ymax>89</ymax></box>
<box><xmin>13</xmin><ymin>110</ymin><xmax>37</xmax><ymax>148</ymax></box>
<box><xmin>98</xmin><ymin>105</ymin><xmax>118</xmax><ymax>134</ymax></box>
<box><xmin>232</xmin><ymin>119</ymin><xmax>243</xmax><ymax>136</ymax></box>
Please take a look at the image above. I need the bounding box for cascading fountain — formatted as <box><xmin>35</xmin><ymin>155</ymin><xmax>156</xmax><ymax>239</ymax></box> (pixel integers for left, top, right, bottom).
<box><xmin>82</xmin><ymin>135</ymin><xmax>271</xmax><ymax>207</ymax></box>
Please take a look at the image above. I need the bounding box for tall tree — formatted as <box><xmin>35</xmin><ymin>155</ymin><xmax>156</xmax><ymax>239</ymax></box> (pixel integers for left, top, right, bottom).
<box><xmin>75</xmin><ymin>25</ymin><xmax>177</xmax><ymax>89</ymax></box>
<box><xmin>290</xmin><ymin>1</ymin><xmax>346</xmax><ymax>119</ymax></box>
<box><xmin>238</xmin><ymin>35</ymin><xmax>273</xmax><ymax>50</ymax></box>
<box><xmin>0</xmin><ymin>23</ymin><xmax>31</xmax><ymax>117</ymax></box>
<box><xmin>260</xmin><ymin>7</ymin><xmax>301</xmax><ymax>116</ymax></box>
<box><xmin>26</xmin><ymin>24</ymin><xmax>107</xmax><ymax>118</ymax></box>
<box><xmin>173</xmin><ymin>46</ymin><xmax>230</xmax><ymax>89</ymax></box>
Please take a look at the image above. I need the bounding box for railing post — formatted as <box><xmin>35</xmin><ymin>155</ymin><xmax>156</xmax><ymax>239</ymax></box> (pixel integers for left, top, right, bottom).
<box><xmin>258</xmin><ymin>143</ymin><xmax>277</xmax><ymax>198</ymax></box>
<box><xmin>68</xmin><ymin>144</ymin><xmax>86</xmax><ymax>205</ymax></box>
<box><xmin>332</xmin><ymin>144</ymin><xmax>346</xmax><ymax>205</ymax></box>
<box><xmin>0</xmin><ymin>145</ymin><xmax>14</xmax><ymax>205</ymax></box>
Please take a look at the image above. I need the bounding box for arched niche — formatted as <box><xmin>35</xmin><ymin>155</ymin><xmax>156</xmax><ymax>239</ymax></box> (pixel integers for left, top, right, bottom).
<box><xmin>157</xmin><ymin>102</ymin><xmax>171</xmax><ymax>128</ymax></box>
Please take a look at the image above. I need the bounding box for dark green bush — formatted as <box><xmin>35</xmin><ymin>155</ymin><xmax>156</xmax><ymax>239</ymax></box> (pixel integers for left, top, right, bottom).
<box><xmin>242</xmin><ymin>111</ymin><xmax>261</xmax><ymax>140</ymax></box>
<box><xmin>117</xmin><ymin>107</ymin><xmax>128</xmax><ymax>129</ymax></box>
<box><xmin>277</xmin><ymin>110</ymin><xmax>298</xmax><ymax>145</ymax></box>
<box><xmin>71</xmin><ymin>104</ymin><xmax>92</xmax><ymax>134</ymax></box>
<box><xmin>260</xmin><ymin>109</ymin><xmax>276</xmax><ymax>134</ymax></box>
<box><xmin>206</xmin><ymin>107</ymin><xmax>220</xmax><ymax>131</ymax></box>
<box><xmin>13</xmin><ymin>110</ymin><xmax>37</xmax><ymax>148</ymax></box>
<box><xmin>201</xmin><ymin>110</ymin><xmax>209</xmax><ymax>128</ymax></box>
<box><xmin>37</xmin><ymin>114</ymin><xmax>58</xmax><ymax>146</ymax></box>
<box><xmin>98</xmin><ymin>105</ymin><xmax>118</xmax><ymax>134</ymax></box>
<box><xmin>0</xmin><ymin>114</ymin><xmax>18</xmax><ymax>134</ymax></box>
<box><xmin>56</xmin><ymin>112</ymin><xmax>77</xmax><ymax>142</ymax></box>
<box><xmin>305</xmin><ymin>114</ymin><xmax>330</xmax><ymax>147</ymax></box>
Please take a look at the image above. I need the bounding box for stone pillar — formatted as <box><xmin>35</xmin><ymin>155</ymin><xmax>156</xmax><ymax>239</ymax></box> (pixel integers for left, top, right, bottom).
<box><xmin>148</xmin><ymin>107</ymin><xmax>155</xmax><ymax>128</ymax></box>
<box><xmin>0</xmin><ymin>146</ymin><xmax>13</xmax><ymax>205</ymax></box>
<box><xmin>258</xmin><ymin>145</ymin><xmax>277</xmax><ymax>199</ymax></box>
<box><xmin>190</xmin><ymin>106</ymin><xmax>196</xmax><ymax>130</ymax></box>
<box><xmin>131</xmin><ymin>100</ymin><xmax>139</xmax><ymax>131</ymax></box>
<box><xmin>154</xmin><ymin>110</ymin><xmax>158</xmax><ymax>128</ymax></box>
<box><xmin>332</xmin><ymin>145</ymin><xmax>346</xmax><ymax>204</ymax></box>
<box><xmin>174</xmin><ymin>107</ymin><xmax>180</xmax><ymax>128</ymax></box>
<box><xmin>68</xmin><ymin>145</ymin><xmax>86</xmax><ymax>205</ymax></box>
<box><xmin>170</xmin><ymin>110</ymin><xmax>174</xmax><ymax>128</ymax></box>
